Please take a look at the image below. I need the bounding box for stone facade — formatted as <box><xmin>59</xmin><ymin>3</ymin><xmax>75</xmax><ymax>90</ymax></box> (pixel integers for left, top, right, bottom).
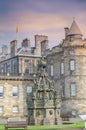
<box><xmin>1</xmin><ymin>19</ymin><xmax>86</xmax><ymax>123</ymax></box>
<box><xmin>0</xmin><ymin>35</ymin><xmax>48</xmax><ymax>121</ymax></box>
<box><xmin>46</xmin><ymin>19</ymin><xmax>86</xmax><ymax>119</ymax></box>
<box><xmin>0</xmin><ymin>76</ymin><xmax>34</xmax><ymax>118</ymax></box>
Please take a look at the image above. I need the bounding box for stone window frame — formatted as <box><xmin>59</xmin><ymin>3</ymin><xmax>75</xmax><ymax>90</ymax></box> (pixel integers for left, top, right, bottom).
<box><xmin>71</xmin><ymin>109</ymin><xmax>76</xmax><ymax>117</ymax></box>
<box><xmin>6</xmin><ymin>63</ymin><xmax>11</xmax><ymax>73</ymax></box>
<box><xmin>0</xmin><ymin>86</ymin><xmax>4</xmax><ymax>98</ymax></box>
<box><xmin>61</xmin><ymin>83</ymin><xmax>65</xmax><ymax>98</ymax></box>
<box><xmin>12</xmin><ymin>86</ymin><xmax>19</xmax><ymax>97</ymax></box>
<box><xmin>69</xmin><ymin>59</ymin><xmax>76</xmax><ymax>71</ymax></box>
<box><xmin>70</xmin><ymin>83</ymin><xmax>76</xmax><ymax>97</ymax></box>
<box><xmin>36</xmin><ymin>110</ymin><xmax>40</xmax><ymax>116</ymax></box>
<box><xmin>26</xmin><ymin>86</ymin><xmax>32</xmax><ymax>93</ymax></box>
<box><xmin>24</xmin><ymin>59</ymin><xmax>30</xmax><ymax>65</ymax></box>
<box><xmin>0</xmin><ymin>106</ymin><xmax>3</xmax><ymax>114</ymax></box>
<box><xmin>69</xmin><ymin>50</ymin><xmax>75</xmax><ymax>55</ymax></box>
<box><xmin>60</xmin><ymin>62</ymin><xmax>65</xmax><ymax>75</ymax></box>
<box><xmin>13</xmin><ymin>106</ymin><xmax>19</xmax><ymax>113</ymax></box>
<box><xmin>1</xmin><ymin>67</ymin><xmax>4</xmax><ymax>73</ymax></box>
<box><xmin>13</xmin><ymin>62</ymin><xmax>17</xmax><ymax>73</ymax></box>
<box><xmin>25</xmin><ymin>68</ymin><xmax>30</xmax><ymax>74</ymax></box>
<box><xmin>49</xmin><ymin>110</ymin><xmax>53</xmax><ymax>115</ymax></box>
<box><xmin>50</xmin><ymin>64</ymin><xmax>54</xmax><ymax>77</ymax></box>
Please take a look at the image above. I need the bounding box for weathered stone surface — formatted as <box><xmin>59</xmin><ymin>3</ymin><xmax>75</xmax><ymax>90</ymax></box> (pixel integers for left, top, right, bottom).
<box><xmin>27</xmin><ymin>58</ymin><xmax>61</xmax><ymax>125</ymax></box>
<box><xmin>46</xmin><ymin>20</ymin><xmax>86</xmax><ymax>119</ymax></box>
<box><xmin>0</xmin><ymin>79</ymin><xmax>33</xmax><ymax>118</ymax></box>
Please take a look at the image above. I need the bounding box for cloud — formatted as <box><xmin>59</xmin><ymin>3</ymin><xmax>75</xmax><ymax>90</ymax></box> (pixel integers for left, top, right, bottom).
<box><xmin>0</xmin><ymin>0</ymin><xmax>86</xmax><ymax>47</ymax></box>
<box><xmin>0</xmin><ymin>11</ymin><xmax>67</xmax><ymax>33</ymax></box>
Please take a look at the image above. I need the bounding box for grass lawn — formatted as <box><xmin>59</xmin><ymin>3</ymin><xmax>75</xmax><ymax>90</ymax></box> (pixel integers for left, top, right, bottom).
<box><xmin>0</xmin><ymin>121</ymin><xmax>85</xmax><ymax>130</ymax></box>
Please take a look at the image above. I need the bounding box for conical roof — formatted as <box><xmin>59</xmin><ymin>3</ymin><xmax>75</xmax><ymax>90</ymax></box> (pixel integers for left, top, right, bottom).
<box><xmin>67</xmin><ymin>19</ymin><xmax>82</xmax><ymax>36</ymax></box>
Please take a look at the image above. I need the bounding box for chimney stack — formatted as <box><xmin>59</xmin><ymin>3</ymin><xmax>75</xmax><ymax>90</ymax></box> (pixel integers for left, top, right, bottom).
<box><xmin>2</xmin><ymin>45</ymin><xmax>8</xmax><ymax>55</ymax></box>
<box><xmin>22</xmin><ymin>38</ymin><xmax>30</xmax><ymax>48</ymax></box>
<box><xmin>34</xmin><ymin>35</ymin><xmax>48</xmax><ymax>56</ymax></box>
<box><xmin>64</xmin><ymin>27</ymin><xmax>69</xmax><ymax>38</ymax></box>
<box><xmin>10</xmin><ymin>40</ymin><xmax>17</xmax><ymax>57</ymax></box>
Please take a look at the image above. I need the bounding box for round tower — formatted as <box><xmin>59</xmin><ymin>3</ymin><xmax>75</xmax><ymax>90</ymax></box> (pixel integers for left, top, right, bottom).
<box><xmin>61</xmin><ymin>19</ymin><xmax>86</xmax><ymax>118</ymax></box>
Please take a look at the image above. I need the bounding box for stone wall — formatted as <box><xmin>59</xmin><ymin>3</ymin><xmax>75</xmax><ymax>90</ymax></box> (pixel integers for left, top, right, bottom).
<box><xmin>47</xmin><ymin>44</ymin><xmax>86</xmax><ymax>117</ymax></box>
<box><xmin>0</xmin><ymin>79</ymin><xmax>33</xmax><ymax>118</ymax></box>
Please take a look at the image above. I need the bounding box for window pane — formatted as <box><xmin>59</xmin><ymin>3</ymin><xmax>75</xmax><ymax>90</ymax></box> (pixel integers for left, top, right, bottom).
<box><xmin>71</xmin><ymin>83</ymin><xmax>76</xmax><ymax>96</ymax></box>
<box><xmin>27</xmin><ymin>86</ymin><xmax>32</xmax><ymax>93</ymax></box>
<box><xmin>72</xmin><ymin>110</ymin><xmax>76</xmax><ymax>116</ymax></box>
<box><xmin>0</xmin><ymin>106</ymin><xmax>3</xmax><ymax>113</ymax></box>
<box><xmin>0</xmin><ymin>86</ymin><xmax>3</xmax><ymax>97</ymax></box>
<box><xmin>70</xmin><ymin>60</ymin><xmax>75</xmax><ymax>71</ymax></box>
<box><xmin>50</xmin><ymin>65</ymin><xmax>54</xmax><ymax>76</ymax></box>
<box><xmin>69</xmin><ymin>50</ymin><xmax>75</xmax><ymax>55</ymax></box>
<box><xmin>25</xmin><ymin>60</ymin><xmax>30</xmax><ymax>64</ymax></box>
<box><xmin>7</xmin><ymin>64</ymin><xmax>11</xmax><ymax>73</ymax></box>
<box><xmin>13</xmin><ymin>106</ymin><xmax>18</xmax><ymax>113</ymax></box>
<box><xmin>13</xmin><ymin>86</ymin><xmax>18</xmax><ymax>97</ymax></box>
<box><xmin>14</xmin><ymin>62</ymin><xmax>17</xmax><ymax>72</ymax></box>
<box><xmin>25</xmin><ymin>68</ymin><xmax>30</xmax><ymax>74</ymax></box>
<box><xmin>61</xmin><ymin>84</ymin><xmax>65</xmax><ymax>97</ymax></box>
<box><xmin>61</xmin><ymin>62</ymin><xmax>64</xmax><ymax>75</ymax></box>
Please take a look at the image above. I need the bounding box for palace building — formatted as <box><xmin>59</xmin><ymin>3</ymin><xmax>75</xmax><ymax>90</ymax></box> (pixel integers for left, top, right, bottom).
<box><xmin>0</xmin><ymin>19</ymin><xmax>86</xmax><ymax>124</ymax></box>
<box><xmin>0</xmin><ymin>35</ymin><xmax>48</xmax><ymax>121</ymax></box>
<box><xmin>46</xmin><ymin>19</ymin><xmax>86</xmax><ymax>118</ymax></box>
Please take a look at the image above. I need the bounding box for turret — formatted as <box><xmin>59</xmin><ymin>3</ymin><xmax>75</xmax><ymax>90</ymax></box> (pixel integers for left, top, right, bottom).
<box><xmin>63</xmin><ymin>19</ymin><xmax>83</xmax><ymax>47</ymax></box>
<box><xmin>67</xmin><ymin>19</ymin><xmax>82</xmax><ymax>39</ymax></box>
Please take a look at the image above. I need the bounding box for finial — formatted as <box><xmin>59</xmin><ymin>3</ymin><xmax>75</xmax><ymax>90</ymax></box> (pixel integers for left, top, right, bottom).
<box><xmin>16</xmin><ymin>23</ymin><xmax>18</xmax><ymax>33</ymax></box>
<box><xmin>16</xmin><ymin>23</ymin><xmax>18</xmax><ymax>40</ymax></box>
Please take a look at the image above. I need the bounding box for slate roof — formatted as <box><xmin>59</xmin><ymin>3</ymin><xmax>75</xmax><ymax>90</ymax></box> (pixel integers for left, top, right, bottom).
<box><xmin>67</xmin><ymin>19</ymin><xmax>82</xmax><ymax>36</ymax></box>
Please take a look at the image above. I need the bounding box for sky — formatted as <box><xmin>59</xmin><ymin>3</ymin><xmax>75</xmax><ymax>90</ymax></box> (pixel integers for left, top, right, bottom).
<box><xmin>0</xmin><ymin>0</ymin><xmax>86</xmax><ymax>50</ymax></box>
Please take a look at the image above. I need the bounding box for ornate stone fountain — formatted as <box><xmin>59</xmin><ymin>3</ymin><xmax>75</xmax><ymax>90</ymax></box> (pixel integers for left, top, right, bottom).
<box><xmin>27</xmin><ymin>58</ymin><xmax>61</xmax><ymax>125</ymax></box>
